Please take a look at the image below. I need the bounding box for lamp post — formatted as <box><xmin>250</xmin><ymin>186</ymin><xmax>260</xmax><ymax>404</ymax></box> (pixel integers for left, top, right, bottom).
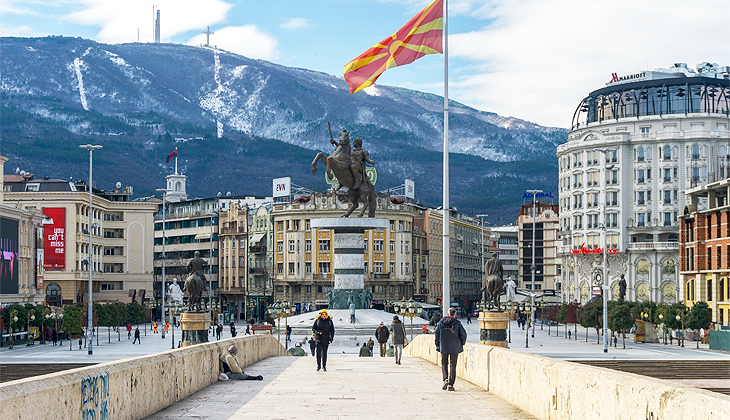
<box><xmin>27</xmin><ymin>309</ymin><xmax>36</xmax><ymax>346</ymax></box>
<box><xmin>80</xmin><ymin>144</ymin><xmax>102</xmax><ymax>355</ymax></box>
<box><xmin>526</xmin><ymin>189</ymin><xmax>542</xmax><ymax>340</ymax></box>
<box><xmin>398</xmin><ymin>298</ymin><xmax>422</xmax><ymax>342</ymax></box>
<box><xmin>595</xmin><ymin>148</ymin><xmax>614</xmax><ymax>354</ymax></box>
<box><xmin>476</xmin><ymin>214</ymin><xmax>489</xmax><ymax>304</ymax></box>
<box><xmin>676</xmin><ymin>311</ymin><xmax>685</xmax><ymax>347</ymax></box>
<box><xmin>209</xmin><ymin>212</ymin><xmax>217</xmax><ymax>323</ymax></box>
<box><xmin>43</xmin><ymin>308</ymin><xmax>51</xmax><ymax>345</ymax></box>
<box><xmin>156</xmin><ymin>188</ymin><xmax>169</xmax><ymax>340</ymax></box>
<box><xmin>658</xmin><ymin>314</ymin><xmax>667</xmax><ymax>345</ymax></box>
<box><xmin>269</xmin><ymin>300</ymin><xmax>283</xmax><ymax>344</ymax></box>
<box><xmin>283</xmin><ymin>300</ymin><xmax>293</xmax><ymax>349</ymax></box>
<box><xmin>9</xmin><ymin>310</ymin><xmax>18</xmax><ymax>349</ymax></box>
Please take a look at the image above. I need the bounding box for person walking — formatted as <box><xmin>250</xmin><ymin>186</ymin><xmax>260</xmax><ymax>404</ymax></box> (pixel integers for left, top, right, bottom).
<box><xmin>366</xmin><ymin>337</ymin><xmax>374</xmax><ymax>356</ymax></box>
<box><xmin>164</xmin><ymin>322</ymin><xmax>169</xmax><ymax>334</ymax></box>
<box><xmin>216</xmin><ymin>324</ymin><xmax>222</xmax><ymax>340</ymax></box>
<box><xmin>51</xmin><ymin>329</ymin><xmax>58</xmax><ymax>346</ymax></box>
<box><xmin>466</xmin><ymin>313</ymin><xmax>472</xmax><ymax>324</ymax></box>
<box><xmin>312</xmin><ymin>309</ymin><xmax>335</xmax><ymax>371</ymax></box>
<box><xmin>153</xmin><ymin>321</ymin><xmax>158</xmax><ymax>334</ymax></box>
<box><xmin>133</xmin><ymin>327</ymin><xmax>141</xmax><ymax>344</ymax></box>
<box><xmin>435</xmin><ymin>307</ymin><xmax>467</xmax><ymax>391</ymax></box>
<box><xmin>375</xmin><ymin>322</ymin><xmax>390</xmax><ymax>357</ymax></box>
<box><xmin>245</xmin><ymin>324</ymin><xmax>251</xmax><ymax>335</ymax></box>
<box><xmin>286</xmin><ymin>325</ymin><xmax>292</xmax><ymax>342</ymax></box>
<box><xmin>126</xmin><ymin>323</ymin><xmax>132</xmax><ymax>339</ymax></box>
<box><xmin>308</xmin><ymin>335</ymin><xmax>316</xmax><ymax>356</ymax></box>
<box><xmin>390</xmin><ymin>315</ymin><xmax>407</xmax><ymax>365</ymax></box>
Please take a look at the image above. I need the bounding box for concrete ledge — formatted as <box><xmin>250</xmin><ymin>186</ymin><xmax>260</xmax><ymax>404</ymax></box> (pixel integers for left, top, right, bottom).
<box><xmin>0</xmin><ymin>335</ymin><xmax>288</xmax><ymax>420</ymax></box>
<box><xmin>404</xmin><ymin>335</ymin><xmax>730</xmax><ymax>420</ymax></box>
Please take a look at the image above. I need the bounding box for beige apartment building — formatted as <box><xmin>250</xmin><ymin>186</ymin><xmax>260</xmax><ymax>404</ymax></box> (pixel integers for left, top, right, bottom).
<box><xmin>271</xmin><ymin>192</ymin><xmax>417</xmax><ymax>309</ymax></box>
<box><xmin>4</xmin><ymin>168</ymin><xmax>156</xmax><ymax>305</ymax></box>
<box><xmin>416</xmin><ymin>208</ymin><xmax>487</xmax><ymax>310</ymax></box>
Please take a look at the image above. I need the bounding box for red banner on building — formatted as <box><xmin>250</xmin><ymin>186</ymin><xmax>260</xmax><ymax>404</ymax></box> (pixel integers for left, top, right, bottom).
<box><xmin>42</xmin><ymin>207</ymin><xmax>66</xmax><ymax>270</ymax></box>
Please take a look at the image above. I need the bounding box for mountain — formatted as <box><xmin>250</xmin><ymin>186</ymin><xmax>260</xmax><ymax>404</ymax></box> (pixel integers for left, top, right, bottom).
<box><xmin>0</xmin><ymin>36</ymin><xmax>565</xmax><ymax>224</ymax></box>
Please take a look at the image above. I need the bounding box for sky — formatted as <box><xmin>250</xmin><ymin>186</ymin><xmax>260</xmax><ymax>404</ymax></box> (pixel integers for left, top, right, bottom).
<box><xmin>2</xmin><ymin>0</ymin><xmax>729</xmax><ymax>128</ymax></box>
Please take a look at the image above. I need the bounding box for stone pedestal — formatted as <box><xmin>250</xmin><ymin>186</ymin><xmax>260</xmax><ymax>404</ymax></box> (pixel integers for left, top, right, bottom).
<box><xmin>479</xmin><ymin>310</ymin><xmax>509</xmax><ymax>348</ymax></box>
<box><xmin>180</xmin><ymin>312</ymin><xmax>210</xmax><ymax>347</ymax></box>
<box><xmin>311</xmin><ymin>217</ymin><xmax>388</xmax><ymax>309</ymax></box>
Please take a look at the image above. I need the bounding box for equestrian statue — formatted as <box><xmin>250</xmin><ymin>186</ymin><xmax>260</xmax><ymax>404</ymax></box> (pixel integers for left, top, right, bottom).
<box><xmin>481</xmin><ymin>253</ymin><xmax>505</xmax><ymax>310</ymax></box>
<box><xmin>184</xmin><ymin>251</ymin><xmax>207</xmax><ymax>312</ymax></box>
<box><xmin>311</xmin><ymin>123</ymin><xmax>376</xmax><ymax>218</ymax></box>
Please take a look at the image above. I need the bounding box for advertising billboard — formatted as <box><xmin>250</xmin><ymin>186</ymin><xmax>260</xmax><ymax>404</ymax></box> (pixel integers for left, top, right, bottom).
<box><xmin>0</xmin><ymin>217</ymin><xmax>19</xmax><ymax>294</ymax></box>
<box><xmin>273</xmin><ymin>177</ymin><xmax>291</xmax><ymax>198</ymax></box>
<box><xmin>42</xmin><ymin>207</ymin><xmax>66</xmax><ymax>270</ymax></box>
<box><xmin>405</xmin><ymin>179</ymin><xmax>415</xmax><ymax>199</ymax></box>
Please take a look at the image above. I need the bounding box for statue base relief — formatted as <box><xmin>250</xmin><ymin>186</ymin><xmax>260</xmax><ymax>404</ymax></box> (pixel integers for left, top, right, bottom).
<box><xmin>180</xmin><ymin>311</ymin><xmax>210</xmax><ymax>347</ymax></box>
<box><xmin>479</xmin><ymin>310</ymin><xmax>509</xmax><ymax>348</ymax></box>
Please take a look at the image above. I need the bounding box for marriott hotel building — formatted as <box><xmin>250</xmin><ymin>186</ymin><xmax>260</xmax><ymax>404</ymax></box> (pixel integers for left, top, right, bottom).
<box><xmin>557</xmin><ymin>63</ymin><xmax>730</xmax><ymax>304</ymax></box>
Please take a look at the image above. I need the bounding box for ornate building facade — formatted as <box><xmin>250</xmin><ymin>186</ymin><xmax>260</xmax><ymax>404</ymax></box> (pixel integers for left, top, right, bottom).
<box><xmin>558</xmin><ymin>62</ymin><xmax>729</xmax><ymax>303</ymax></box>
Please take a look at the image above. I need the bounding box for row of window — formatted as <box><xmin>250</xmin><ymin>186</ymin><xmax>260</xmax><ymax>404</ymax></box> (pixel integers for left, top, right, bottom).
<box><xmin>275</xmin><ymin>219</ymin><xmax>413</xmax><ymax>232</ymax></box>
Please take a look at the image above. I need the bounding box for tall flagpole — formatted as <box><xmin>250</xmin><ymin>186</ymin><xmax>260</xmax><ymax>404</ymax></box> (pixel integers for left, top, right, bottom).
<box><xmin>174</xmin><ymin>149</ymin><xmax>178</xmax><ymax>175</ymax></box>
<box><xmin>442</xmin><ymin>0</ymin><xmax>450</xmax><ymax>317</ymax></box>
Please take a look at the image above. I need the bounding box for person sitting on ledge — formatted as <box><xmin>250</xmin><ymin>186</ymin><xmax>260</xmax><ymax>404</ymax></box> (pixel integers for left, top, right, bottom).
<box><xmin>221</xmin><ymin>345</ymin><xmax>263</xmax><ymax>381</ymax></box>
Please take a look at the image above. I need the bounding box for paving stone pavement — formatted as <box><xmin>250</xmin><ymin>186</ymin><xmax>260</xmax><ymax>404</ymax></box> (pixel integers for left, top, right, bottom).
<box><xmin>147</xmin><ymin>355</ymin><xmax>536</xmax><ymax>420</ymax></box>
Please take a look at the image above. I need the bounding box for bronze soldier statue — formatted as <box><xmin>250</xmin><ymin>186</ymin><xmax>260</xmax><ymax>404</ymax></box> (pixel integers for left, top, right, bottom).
<box><xmin>187</xmin><ymin>251</ymin><xmax>207</xmax><ymax>282</ymax></box>
<box><xmin>350</xmin><ymin>138</ymin><xmax>375</xmax><ymax>190</ymax></box>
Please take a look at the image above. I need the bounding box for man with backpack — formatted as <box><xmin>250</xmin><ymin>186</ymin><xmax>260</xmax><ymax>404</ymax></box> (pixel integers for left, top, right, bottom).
<box><xmin>435</xmin><ymin>307</ymin><xmax>467</xmax><ymax>391</ymax></box>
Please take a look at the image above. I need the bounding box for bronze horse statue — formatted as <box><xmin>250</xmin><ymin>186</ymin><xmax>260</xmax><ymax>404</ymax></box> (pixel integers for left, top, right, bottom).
<box><xmin>481</xmin><ymin>254</ymin><xmax>505</xmax><ymax>310</ymax></box>
<box><xmin>311</xmin><ymin>128</ymin><xmax>376</xmax><ymax>218</ymax></box>
<box><xmin>184</xmin><ymin>274</ymin><xmax>206</xmax><ymax>312</ymax></box>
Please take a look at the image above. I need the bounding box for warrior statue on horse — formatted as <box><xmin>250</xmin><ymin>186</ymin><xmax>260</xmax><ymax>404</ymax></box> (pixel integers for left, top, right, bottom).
<box><xmin>481</xmin><ymin>253</ymin><xmax>505</xmax><ymax>310</ymax></box>
<box><xmin>184</xmin><ymin>251</ymin><xmax>207</xmax><ymax>312</ymax></box>
<box><xmin>311</xmin><ymin>123</ymin><xmax>377</xmax><ymax>218</ymax></box>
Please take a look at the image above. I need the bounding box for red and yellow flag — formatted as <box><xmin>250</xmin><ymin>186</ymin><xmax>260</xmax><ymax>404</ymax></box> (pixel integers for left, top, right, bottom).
<box><xmin>344</xmin><ymin>0</ymin><xmax>443</xmax><ymax>94</ymax></box>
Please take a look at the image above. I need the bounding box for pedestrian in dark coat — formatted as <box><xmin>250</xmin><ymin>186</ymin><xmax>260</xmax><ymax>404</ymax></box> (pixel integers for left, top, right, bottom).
<box><xmin>308</xmin><ymin>336</ymin><xmax>316</xmax><ymax>356</ymax></box>
<box><xmin>133</xmin><ymin>327</ymin><xmax>141</xmax><ymax>344</ymax></box>
<box><xmin>312</xmin><ymin>310</ymin><xmax>335</xmax><ymax>371</ymax></box>
<box><xmin>435</xmin><ymin>307</ymin><xmax>467</xmax><ymax>391</ymax></box>
<box><xmin>375</xmin><ymin>322</ymin><xmax>390</xmax><ymax>357</ymax></box>
<box><xmin>52</xmin><ymin>329</ymin><xmax>58</xmax><ymax>346</ymax></box>
<box><xmin>391</xmin><ymin>315</ymin><xmax>407</xmax><ymax>365</ymax></box>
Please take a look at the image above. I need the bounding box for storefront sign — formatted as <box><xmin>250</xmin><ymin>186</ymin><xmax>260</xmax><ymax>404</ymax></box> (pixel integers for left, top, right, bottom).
<box><xmin>608</xmin><ymin>71</ymin><xmax>647</xmax><ymax>84</ymax></box>
<box><xmin>569</xmin><ymin>243</ymin><xmax>619</xmax><ymax>256</ymax></box>
<box><xmin>523</xmin><ymin>192</ymin><xmax>554</xmax><ymax>199</ymax></box>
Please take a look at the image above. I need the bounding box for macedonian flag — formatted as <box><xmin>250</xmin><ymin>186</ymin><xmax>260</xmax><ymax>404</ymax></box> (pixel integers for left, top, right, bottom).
<box><xmin>344</xmin><ymin>0</ymin><xmax>443</xmax><ymax>94</ymax></box>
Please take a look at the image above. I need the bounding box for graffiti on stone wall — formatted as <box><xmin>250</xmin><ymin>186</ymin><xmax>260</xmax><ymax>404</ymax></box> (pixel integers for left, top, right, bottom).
<box><xmin>81</xmin><ymin>371</ymin><xmax>110</xmax><ymax>420</ymax></box>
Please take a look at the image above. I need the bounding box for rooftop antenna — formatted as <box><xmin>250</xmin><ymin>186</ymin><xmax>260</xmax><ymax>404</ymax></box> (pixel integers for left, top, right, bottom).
<box><xmin>202</xmin><ymin>26</ymin><xmax>215</xmax><ymax>47</ymax></box>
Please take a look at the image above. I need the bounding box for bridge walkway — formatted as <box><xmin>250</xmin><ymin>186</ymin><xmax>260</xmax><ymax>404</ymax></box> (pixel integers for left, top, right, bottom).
<box><xmin>146</xmin><ymin>356</ymin><xmax>536</xmax><ymax>420</ymax></box>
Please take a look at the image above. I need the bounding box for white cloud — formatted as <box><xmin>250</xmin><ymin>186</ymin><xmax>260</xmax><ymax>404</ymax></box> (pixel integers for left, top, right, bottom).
<box><xmin>65</xmin><ymin>0</ymin><xmax>232</xmax><ymax>43</ymax></box>
<box><xmin>187</xmin><ymin>25</ymin><xmax>279</xmax><ymax>61</ymax></box>
<box><xmin>445</xmin><ymin>0</ymin><xmax>730</xmax><ymax>128</ymax></box>
<box><xmin>0</xmin><ymin>24</ymin><xmax>44</xmax><ymax>37</ymax></box>
<box><xmin>280</xmin><ymin>18</ymin><xmax>311</xmax><ymax>30</ymax></box>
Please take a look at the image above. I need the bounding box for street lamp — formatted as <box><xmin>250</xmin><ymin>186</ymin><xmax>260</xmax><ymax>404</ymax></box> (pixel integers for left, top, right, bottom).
<box><xmin>80</xmin><ymin>143</ymin><xmax>102</xmax><ymax>355</ymax></box>
<box><xmin>398</xmin><ymin>298</ymin><xmax>422</xmax><ymax>342</ymax></box>
<box><xmin>156</xmin><ymin>188</ymin><xmax>169</xmax><ymax>340</ymax></box>
<box><xmin>209</xmin><ymin>212</ymin><xmax>218</xmax><ymax>323</ymax></box>
<box><xmin>476</xmin><ymin>214</ymin><xmax>489</xmax><ymax>305</ymax></box>
<box><xmin>9</xmin><ymin>310</ymin><xmax>18</xmax><ymax>349</ymax></box>
<box><xmin>269</xmin><ymin>300</ymin><xmax>283</xmax><ymax>344</ymax></box>
<box><xmin>595</xmin><ymin>148</ymin><xmax>614</xmax><ymax>354</ymax></box>
<box><xmin>526</xmin><ymin>189</ymin><xmax>542</xmax><ymax>341</ymax></box>
<box><xmin>658</xmin><ymin>314</ymin><xmax>667</xmax><ymax>345</ymax></box>
<box><xmin>27</xmin><ymin>309</ymin><xmax>36</xmax><ymax>346</ymax></box>
<box><xmin>676</xmin><ymin>311</ymin><xmax>685</xmax><ymax>347</ymax></box>
<box><xmin>282</xmin><ymin>300</ymin><xmax>294</xmax><ymax>349</ymax></box>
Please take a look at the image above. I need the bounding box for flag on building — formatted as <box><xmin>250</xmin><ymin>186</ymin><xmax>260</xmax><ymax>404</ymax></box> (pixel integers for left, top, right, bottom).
<box><xmin>343</xmin><ymin>0</ymin><xmax>443</xmax><ymax>94</ymax></box>
<box><xmin>166</xmin><ymin>148</ymin><xmax>178</xmax><ymax>163</ymax></box>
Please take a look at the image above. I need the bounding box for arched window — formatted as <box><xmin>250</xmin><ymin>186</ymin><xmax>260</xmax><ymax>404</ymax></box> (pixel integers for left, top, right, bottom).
<box><xmin>708</xmin><ymin>279</ymin><xmax>713</xmax><ymax>301</ymax></box>
<box><xmin>692</xmin><ymin>145</ymin><xmax>700</xmax><ymax>159</ymax></box>
<box><xmin>45</xmin><ymin>283</ymin><xmax>62</xmax><ymax>306</ymax></box>
<box><xmin>667</xmin><ymin>233</ymin><xmax>679</xmax><ymax>242</ymax></box>
<box><xmin>637</xmin><ymin>147</ymin><xmax>645</xmax><ymax>162</ymax></box>
<box><xmin>702</xmin><ymin>145</ymin><xmax>707</xmax><ymax>158</ymax></box>
<box><xmin>663</xmin><ymin>146</ymin><xmax>671</xmax><ymax>160</ymax></box>
<box><xmin>175</xmin><ymin>181</ymin><xmax>181</xmax><ymax>191</ymax></box>
<box><xmin>646</xmin><ymin>147</ymin><xmax>652</xmax><ymax>161</ymax></box>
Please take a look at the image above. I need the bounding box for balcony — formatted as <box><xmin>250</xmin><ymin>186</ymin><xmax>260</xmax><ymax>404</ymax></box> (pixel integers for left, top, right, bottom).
<box><xmin>249</xmin><ymin>246</ymin><xmax>267</xmax><ymax>253</ymax></box>
<box><xmin>626</xmin><ymin>242</ymin><xmax>679</xmax><ymax>251</ymax></box>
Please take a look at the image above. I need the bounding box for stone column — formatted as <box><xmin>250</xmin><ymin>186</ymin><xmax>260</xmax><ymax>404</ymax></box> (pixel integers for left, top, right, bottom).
<box><xmin>311</xmin><ymin>218</ymin><xmax>388</xmax><ymax>309</ymax></box>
